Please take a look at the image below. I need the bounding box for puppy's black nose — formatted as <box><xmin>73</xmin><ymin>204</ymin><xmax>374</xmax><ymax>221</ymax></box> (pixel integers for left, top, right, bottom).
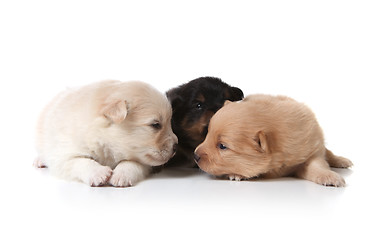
<box><xmin>194</xmin><ymin>152</ymin><xmax>201</xmax><ymax>163</ymax></box>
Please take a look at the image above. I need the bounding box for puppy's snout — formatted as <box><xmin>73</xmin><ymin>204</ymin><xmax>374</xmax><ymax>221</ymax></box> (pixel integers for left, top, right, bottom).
<box><xmin>194</xmin><ymin>152</ymin><xmax>201</xmax><ymax>163</ymax></box>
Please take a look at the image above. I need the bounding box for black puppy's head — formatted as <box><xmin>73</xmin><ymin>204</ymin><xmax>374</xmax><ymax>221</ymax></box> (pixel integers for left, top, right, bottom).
<box><xmin>167</xmin><ymin>77</ymin><xmax>244</xmax><ymax>148</ymax></box>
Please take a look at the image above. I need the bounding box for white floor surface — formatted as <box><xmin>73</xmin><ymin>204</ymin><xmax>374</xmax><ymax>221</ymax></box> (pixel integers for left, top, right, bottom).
<box><xmin>2</xmin><ymin>157</ymin><xmax>383</xmax><ymax>240</ymax></box>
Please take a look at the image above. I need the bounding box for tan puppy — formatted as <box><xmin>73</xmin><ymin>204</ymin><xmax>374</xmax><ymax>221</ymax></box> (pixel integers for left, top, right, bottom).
<box><xmin>34</xmin><ymin>80</ymin><xmax>177</xmax><ymax>187</ymax></box>
<box><xmin>194</xmin><ymin>94</ymin><xmax>352</xmax><ymax>187</ymax></box>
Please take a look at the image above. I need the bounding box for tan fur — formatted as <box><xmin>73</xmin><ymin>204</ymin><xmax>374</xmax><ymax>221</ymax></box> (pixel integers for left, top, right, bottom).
<box><xmin>182</xmin><ymin>110</ymin><xmax>214</xmax><ymax>145</ymax></box>
<box><xmin>35</xmin><ymin>80</ymin><xmax>177</xmax><ymax>187</ymax></box>
<box><xmin>195</xmin><ymin>94</ymin><xmax>353</xmax><ymax>187</ymax></box>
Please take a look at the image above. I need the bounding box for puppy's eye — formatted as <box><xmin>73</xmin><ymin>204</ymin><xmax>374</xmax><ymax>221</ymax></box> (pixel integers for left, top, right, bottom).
<box><xmin>218</xmin><ymin>143</ymin><xmax>228</xmax><ymax>150</ymax></box>
<box><xmin>196</xmin><ymin>102</ymin><xmax>203</xmax><ymax>110</ymax></box>
<box><xmin>151</xmin><ymin>122</ymin><xmax>162</xmax><ymax>130</ymax></box>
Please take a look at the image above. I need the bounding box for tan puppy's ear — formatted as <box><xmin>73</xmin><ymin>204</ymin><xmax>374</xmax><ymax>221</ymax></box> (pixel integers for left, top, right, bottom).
<box><xmin>224</xmin><ymin>100</ymin><xmax>232</xmax><ymax>106</ymax></box>
<box><xmin>101</xmin><ymin>100</ymin><xmax>129</xmax><ymax>124</ymax></box>
<box><xmin>254</xmin><ymin>131</ymin><xmax>268</xmax><ymax>153</ymax></box>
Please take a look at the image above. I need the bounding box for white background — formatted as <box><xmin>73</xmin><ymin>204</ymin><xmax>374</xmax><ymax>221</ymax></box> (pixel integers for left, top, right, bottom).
<box><xmin>1</xmin><ymin>0</ymin><xmax>383</xmax><ymax>239</ymax></box>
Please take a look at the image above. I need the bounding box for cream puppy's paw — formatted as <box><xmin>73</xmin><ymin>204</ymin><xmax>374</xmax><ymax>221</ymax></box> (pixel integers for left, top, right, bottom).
<box><xmin>109</xmin><ymin>161</ymin><xmax>150</xmax><ymax>187</ymax></box>
<box><xmin>228</xmin><ymin>174</ymin><xmax>245</xmax><ymax>181</ymax></box>
<box><xmin>86</xmin><ymin>165</ymin><xmax>113</xmax><ymax>187</ymax></box>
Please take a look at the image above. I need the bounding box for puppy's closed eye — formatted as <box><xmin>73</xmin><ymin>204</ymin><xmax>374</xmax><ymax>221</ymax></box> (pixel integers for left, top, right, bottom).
<box><xmin>151</xmin><ymin>122</ymin><xmax>162</xmax><ymax>130</ymax></box>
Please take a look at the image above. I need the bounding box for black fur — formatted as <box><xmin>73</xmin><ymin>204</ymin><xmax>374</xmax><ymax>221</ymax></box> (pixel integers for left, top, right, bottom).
<box><xmin>165</xmin><ymin>76</ymin><xmax>244</xmax><ymax>167</ymax></box>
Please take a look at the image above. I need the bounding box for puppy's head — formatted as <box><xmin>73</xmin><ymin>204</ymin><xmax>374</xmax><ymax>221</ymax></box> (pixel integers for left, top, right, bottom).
<box><xmin>194</xmin><ymin>101</ymin><xmax>274</xmax><ymax>179</ymax></box>
<box><xmin>167</xmin><ymin>77</ymin><xmax>243</xmax><ymax>148</ymax></box>
<box><xmin>98</xmin><ymin>81</ymin><xmax>178</xmax><ymax>166</ymax></box>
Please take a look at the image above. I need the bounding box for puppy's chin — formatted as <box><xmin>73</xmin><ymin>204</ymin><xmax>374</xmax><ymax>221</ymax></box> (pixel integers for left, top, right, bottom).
<box><xmin>196</xmin><ymin>160</ymin><xmax>219</xmax><ymax>176</ymax></box>
<box><xmin>199</xmin><ymin>166</ymin><xmax>227</xmax><ymax>179</ymax></box>
<box><xmin>197</xmin><ymin>159</ymin><xmax>260</xmax><ymax>179</ymax></box>
<box><xmin>142</xmin><ymin>150</ymin><xmax>175</xmax><ymax>166</ymax></box>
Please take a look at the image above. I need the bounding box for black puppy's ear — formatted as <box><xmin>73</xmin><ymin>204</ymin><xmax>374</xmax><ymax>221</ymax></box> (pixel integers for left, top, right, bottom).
<box><xmin>229</xmin><ymin>87</ymin><xmax>244</xmax><ymax>101</ymax></box>
<box><xmin>166</xmin><ymin>88</ymin><xmax>184</xmax><ymax>111</ymax></box>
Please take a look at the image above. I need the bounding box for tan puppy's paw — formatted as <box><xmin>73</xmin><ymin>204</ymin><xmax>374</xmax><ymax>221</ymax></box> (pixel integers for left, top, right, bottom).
<box><xmin>326</xmin><ymin>149</ymin><xmax>353</xmax><ymax>168</ymax></box>
<box><xmin>109</xmin><ymin>161</ymin><xmax>150</xmax><ymax>187</ymax></box>
<box><xmin>87</xmin><ymin>165</ymin><xmax>113</xmax><ymax>187</ymax></box>
<box><xmin>315</xmin><ymin>170</ymin><xmax>346</xmax><ymax>187</ymax></box>
<box><xmin>228</xmin><ymin>174</ymin><xmax>245</xmax><ymax>181</ymax></box>
<box><xmin>331</xmin><ymin>156</ymin><xmax>353</xmax><ymax>168</ymax></box>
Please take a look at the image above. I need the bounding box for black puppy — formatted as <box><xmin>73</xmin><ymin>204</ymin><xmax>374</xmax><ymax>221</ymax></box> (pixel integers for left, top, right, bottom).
<box><xmin>165</xmin><ymin>77</ymin><xmax>244</xmax><ymax>167</ymax></box>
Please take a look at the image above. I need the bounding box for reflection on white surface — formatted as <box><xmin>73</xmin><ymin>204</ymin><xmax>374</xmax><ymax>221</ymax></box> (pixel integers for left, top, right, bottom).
<box><xmin>1</xmin><ymin>139</ymin><xmax>382</xmax><ymax>240</ymax></box>
<box><xmin>6</xmin><ymin>160</ymin><xmax>379</xmax><ymax>240</ymax></box>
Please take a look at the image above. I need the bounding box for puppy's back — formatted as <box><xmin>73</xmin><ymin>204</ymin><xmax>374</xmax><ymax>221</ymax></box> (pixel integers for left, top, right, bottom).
<box><xmin>244</xmin><ymin>94</ymin><xmax>325</xmax><ymax>160</ymax></box>
<box><xmin>35</xmin><ymin>81</ymin><xmax>124</xmax><ymax>162</ymax></box>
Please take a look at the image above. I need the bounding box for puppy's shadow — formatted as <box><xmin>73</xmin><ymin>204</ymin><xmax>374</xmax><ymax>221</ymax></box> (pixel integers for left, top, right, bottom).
<box><xmin>332</xmin><ymin>167</ymin><xmax>354</xmax><ymax>177</ymax></box>
<box><xmin>151</xmin><ymin>167</ymin><xmax>201</xmax><ymax>179</ymax></box>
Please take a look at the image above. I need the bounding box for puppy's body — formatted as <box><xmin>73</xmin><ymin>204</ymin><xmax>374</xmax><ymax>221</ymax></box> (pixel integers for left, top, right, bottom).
<box><xmin>194</xmin><ymin>94</ymin><xmax>352</xmax><ymax>187</ymax></box>
<box><xmin>35</xmin><ymin>80</ymin><xmax>177</xmax><ymax>187</ymax></box>
<box><xmin>165</xmin><ymin>77</ymin><xmax>244</xmax><ymax>167</ymax></box>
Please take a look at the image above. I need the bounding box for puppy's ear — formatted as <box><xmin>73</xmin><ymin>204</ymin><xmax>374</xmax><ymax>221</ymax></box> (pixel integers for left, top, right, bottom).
<box><xmin>101</xmin><ymin>100</ymin><xmax>129</xmax><ymax>124</ymax></box>
<box><xmin>229</xmin><ymin>87</ymin><xmax>244</xmax><ymax>101</ymax></box>
<box><xmin>254</xmin><ymin>131</ymin><xmax>268</xmax><ymax>153</ymax></box>
<box><xmin>166</xmin><ymin>88</ymin><xmax>184</xmax><ymax>111</ymax></box>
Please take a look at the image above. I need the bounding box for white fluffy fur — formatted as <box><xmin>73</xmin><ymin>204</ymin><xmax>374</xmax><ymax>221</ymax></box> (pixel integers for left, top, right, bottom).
<box><xmin>35</xmin><ymin>80</ymin><xmax>177</xmax><ymax>187</ymax></box>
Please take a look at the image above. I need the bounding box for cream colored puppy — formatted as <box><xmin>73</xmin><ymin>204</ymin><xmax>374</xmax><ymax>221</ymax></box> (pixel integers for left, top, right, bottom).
<box><xmin>34</xmin><ymin>80</ymin><xmax>177</xmax><ymax>187</ymax></box>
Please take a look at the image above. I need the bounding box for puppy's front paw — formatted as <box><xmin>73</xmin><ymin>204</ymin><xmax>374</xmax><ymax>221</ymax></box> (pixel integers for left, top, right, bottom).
<box><xmin>228</xmin><ymin>174</ymin><xmax>245</xmax><ymax>181</ymax></box>
<box><xmin>87</xmin><ymin>166</ymin><xmax>113</xmax><ymax>187</ymax></box>
<box><xmin>33</xmin><ymin>157</ymin><xmax>47</xmax><ymax>168</ymax></box>
<box><xmin>315</xmin><ymin>170</ymin><xmax>346</xmax><ymax>187</ymax></box>
<box><xmin>109</xmin><ymin>161</ymin><xmax>149</xmax><ymax>187</ymax></box>
<box><xmin>109</xmin><ymin>171</ymin><xmax>137</xmax><ymax>187</ymax></box>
